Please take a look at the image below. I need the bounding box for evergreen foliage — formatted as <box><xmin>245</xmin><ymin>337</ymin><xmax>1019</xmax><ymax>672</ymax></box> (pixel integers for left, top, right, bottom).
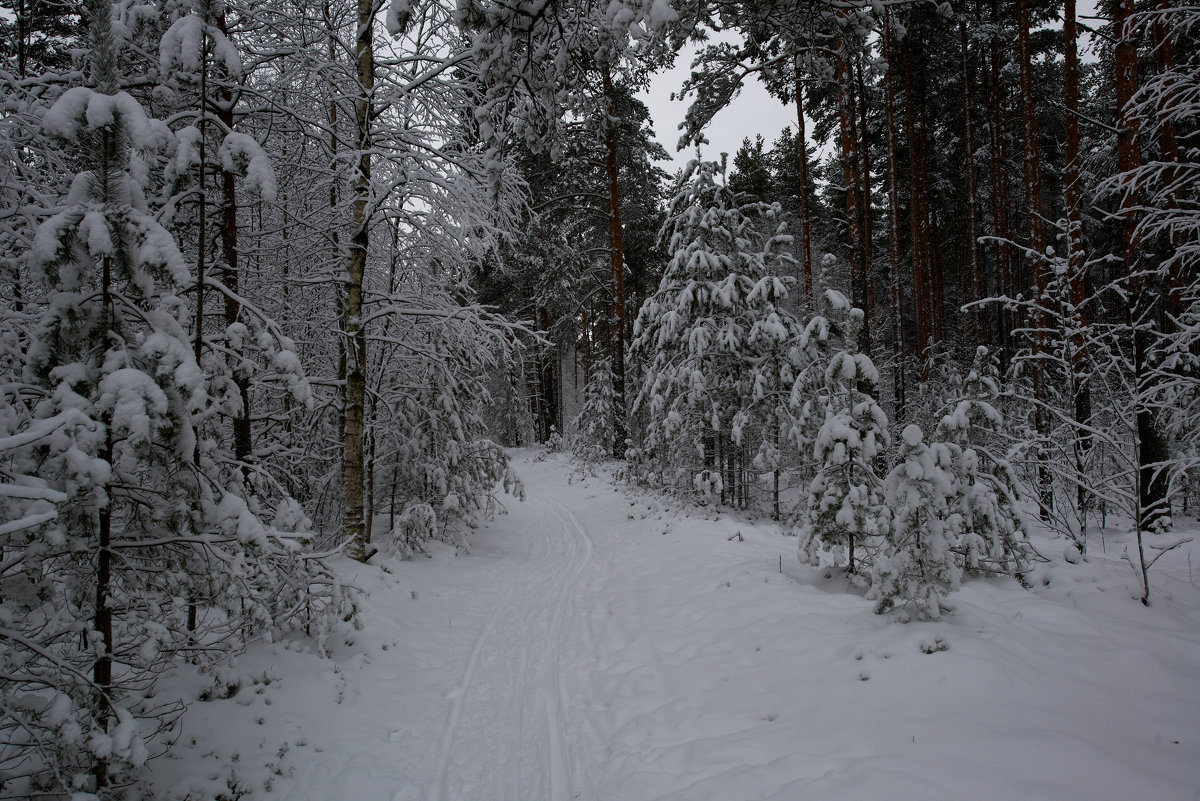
<box><xmin>630</xmin><ymin>159</ymin><xmax>804</xmax><ymax>505</ymax></box>
<box><xmin>572</xmin><ymin>356</ymin><xmax>619</xmax><ymax>461</ymax></box>
<box><xmin>796</xmin><ymin>291</ymin><xmax>888</xmax><ymax>573</ymax></box>
<box><xmin>871</xmin><ymin>424</ymin><xmax>960</xmax><ymax>619</ymax></box>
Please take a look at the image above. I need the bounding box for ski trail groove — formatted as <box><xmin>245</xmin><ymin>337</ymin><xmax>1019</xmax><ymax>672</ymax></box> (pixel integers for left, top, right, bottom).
<box><xmin>428</xmin><ymin>576</ymin><xmax>518</xmax><ymax>801</ymax></box>
<box><xmin>426</xmin><ymin>490</ymin><xmax>597</xmax><ymax>801</ymax></box>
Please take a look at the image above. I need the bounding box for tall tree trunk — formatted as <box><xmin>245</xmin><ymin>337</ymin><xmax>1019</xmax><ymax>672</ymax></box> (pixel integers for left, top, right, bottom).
<box><xmin>1114</xmin><ymin>0</ymin><xmax>1170</xmax><ymax>562</ymax></box>
<box><xmin>883</xmin><ymin>8</ymin><xmax>906</xmax><ymax>421</ymax></box>
<box><xmin>916</xmin><ymin>46</ymin><xmax>944</xmax><ymax>347</ymax></box>
<box><xmin>601</xmin><ymin>62</ymin><xmax>627</xmax><ymax>458</ymax></box>
<box><xmin>215</xmin><ymin>9</ymin><xmax>253</xmax><ymax>484</ymax></box>
<box><xmin>324</xmin><ymin>0</ymin><xmax>348</xmax><ymax>472</ymax></box>
<box><xmin>987</xmin><ymin>0</ymin><xmax>1014</xmax><ymax>359</ymax></box>
<box><xmin>1018</xmin><ymin>0</ymin><xmax>1045</xmax><ymax>288</ymax></box>
<box><xmin>960</xmin><ymin>14</ymin><xmax>981</xmax><ymax>335</ymax></box>
<box><xmin>1064</xmin><ymin>0</ymin><xmax>1093</xmax><ymax>528</ymax></box>
<box><xmin>1019</xmin><ymin>0</ymin><xmax>1052</xmax><ymax>519</ymax></box>
<box><xmin>793</xmin><ymin>56</ymin><xmax>813</xmax><ymax>306</ymax></box>
<box><xmin>1150</xmin><ymin>0</ymin><xmax>1183</xmax><ymax>317</ymax></box>
<box><xmin>855</xmin><ymin>55</ymin><xmax>875</xmax><ymax>352</ymax></box>
<box><xmin>87</xmin><ymin>5</ymin><xmax>119</xmax><ymax>779</ymax></box>
<box><xmin>95</xmin><ymin>250</ymin><xmax>114</xmax><ymax>793</ymax></box>
<box><xmin>902</xmin><ymin>28</ymin><xmax>929</xmax><ymax>364</ymax></box>
<box><xmin>538</xmin><ymin>306</ymin><xmax>557</xmax><ymax>441</ymax></box>
<box><xmin>836</xmin><ymin>47</ymin><xmax>864</xmax><ymax>328</ymax></box>
<box><xmin>344</xmin><ymin>0</ymin><xmax>374</xmax><ymax>562</ymax></box>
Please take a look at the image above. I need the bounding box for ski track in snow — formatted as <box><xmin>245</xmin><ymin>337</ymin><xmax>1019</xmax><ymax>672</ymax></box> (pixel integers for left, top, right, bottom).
<box><xmin>427</xmin><ymin>487</ymin><xmax>599</xmax><ymax>801</ymax></box>
<box><xmin>148</xmin><ymin>449</ymin><xmax>1200</xmax><ymax>801</ymax></box>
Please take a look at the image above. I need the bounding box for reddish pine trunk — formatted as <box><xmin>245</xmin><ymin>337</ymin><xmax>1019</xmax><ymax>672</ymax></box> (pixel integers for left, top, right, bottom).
<box><xmin>883</xmin><ymin>8</ymin><xmax>906</xmax><ymax>420</ymax></box>
<box><xmin>902</xmin><ymin>30</ymin><xmax>929</xmax><ymax>362</ymax></box>
<box><xmin>216</xmin><ymin>10</ymin><xmax>252</xmax><ymax>481</ymax></box>
<box><xmin>960</xmin><ymin>16</ymin><xmax>981</xmax><ymax>331</ymax></box>
<box><xmin>987</xmin><ymin>0</ymin><xmax>1014</xmax><ymax>357</ymax></box>
<box><xmin>1064</xmin><ymin>0</ymin><xmax>1092</xmax><ymax>482</ymax></box>
<box><xmin>1150</xmin><ymin>0</ymin><xmax>1183</xmax><ymax>316</ymax></box>
<box><xmin>836</xmin><ymin>49</ymin><xmax>863</xmax><ymax>322</ymax></box>
<box><xmin>1018</xmin><ymin>0</ymin><xmax>1045</xmax><ymax>286</ymax></box>
<box><xmin>1019</xmin><ymin>0</ymin><xmax>1052</xmax><ymax>518</ymax></box>
<box><xmin>918</xmin><ymin>82</ymin><xmax>944</xmax><ymax>346</ymax></box>
<box><xmin>855</xmin><ymin>56</ymin><xmax>875</xmax><ymax>352</ymax></box>
<box><xmin>793</xmin><ymin>56</ymin><xmax>813</xmax><ymax>306</ymax></box>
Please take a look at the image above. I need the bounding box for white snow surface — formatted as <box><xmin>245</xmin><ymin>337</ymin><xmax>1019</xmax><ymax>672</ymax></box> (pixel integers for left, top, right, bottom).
<box><xmin>148</xmin><ymin>450</ymin><xmax>1200</xmax><ymax>801</ymax></box>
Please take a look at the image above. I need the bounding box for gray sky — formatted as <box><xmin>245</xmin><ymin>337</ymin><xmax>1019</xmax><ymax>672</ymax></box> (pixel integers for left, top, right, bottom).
<box><xmin>639</xmin><ymin>5</ymin><xmax>1104</xmax><ymax>178</ymax></box>
<box><xmin>640</xmin><ymin>43</ymin><xmax>796</xmax><ymax>178</ymax></box>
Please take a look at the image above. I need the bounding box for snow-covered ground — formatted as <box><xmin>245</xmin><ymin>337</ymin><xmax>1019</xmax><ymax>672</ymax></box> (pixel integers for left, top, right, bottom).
<box><xmin>147</xmin><ymin>449</ymin><xmax>1200</xmax><ymax>801</ymax></box>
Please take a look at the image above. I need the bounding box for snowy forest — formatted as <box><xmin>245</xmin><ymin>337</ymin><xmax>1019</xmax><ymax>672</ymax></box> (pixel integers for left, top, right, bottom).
<box><xmin>1</xmin><ymin>0</ymin><xmax>1198</xmax><ymax>798</ymax></box>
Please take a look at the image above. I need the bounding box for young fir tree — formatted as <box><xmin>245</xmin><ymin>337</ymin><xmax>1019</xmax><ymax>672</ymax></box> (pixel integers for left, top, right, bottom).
<box><xmin>797</xmin><ymin>290</ymin><xmax>889</xmax><ymax>573</ymax></box>
<box><xmin>870</xmin><ymin>424</ymin><xmax>961</xmax><ymax>619</ymax></box>
<box><xmin>934</xmin><ymin>346</ymin><xmax>1030</xmax><ymax>580</ymax></box>
<box><xmin>572</xmin><ymin>355</ymin><xmax>619</xmax><ymax>461</ymax></box>
<box><xmin>630</xmin><ymin>159</ymin><xmax>803</xmax><ymax>504</ymax></box>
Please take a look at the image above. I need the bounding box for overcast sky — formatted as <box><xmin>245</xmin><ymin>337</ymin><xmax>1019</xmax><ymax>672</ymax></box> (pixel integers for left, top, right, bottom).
<box><xmin>639</xmin><ymin>43</ymin><xmax>796</xmax><ymax>178</ymax></box>
<box><xmin>638</xmin><ymin>5</ymin><xmax>1104</xmax><ymax>179</ymax></box>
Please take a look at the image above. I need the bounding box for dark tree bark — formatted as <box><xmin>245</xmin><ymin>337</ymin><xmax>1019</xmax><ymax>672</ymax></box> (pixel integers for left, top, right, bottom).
<box><xmin>601</xmin><ymin>62</ymin><xmax>628</xmax><ymax>457</ymax></box>
<box><xmin>793</xmin><ymin>55</ymin><xmax>813</xmax><ymax>306</ymax></box>
<box><xmin>987</xmin><ymin>0</ymin><xmax>1014</xmax><ymax>358</ymax></box>
<box><xmin>1018</xmin><ymin>0</ymin><xmax>1045</xmax><ymax>289</ymax></box>
<box><xmin>216</xmin><ymin>9</ymin><xmax>253</xmax><ymax>483</ymax></box>
<box><xmin>836</xmin><ymin>45</ymin><xmax>866</xmax><ymax>347</ymax></box>
<box><xmin>1064</xmin><ymin>0</ymin><xmax>1093</xmax><ymax>527</ymax></box>
<box><xmin>1150</xmin><ymin>0</ymin><xmax>1184</xmax><ymax>317</ymax></box>
<box><xmin>902</xmin><ymin>29</ymin><xmax>929</xmax><ymax>361</ymax></box>
<box><xmin>883</xmin><ymin>8</ymin><xmax>906</xmax><ymax>421</ymax></box>
<box><xmin>1018</xmin><ymin>0</ymin><xmax>1052</xmax><ymax>519</ymax></box>
<box><xmin>960</xmin><ymin>14</ymin><xmax>981</xmax><ymax>335</ymax></box>
<box><xmin>855</xmin><ymin>55</ymin><xmax>875</xmax><ymax>342</ymax></box>
<box><xmin>1114</xmin><ymin>0</ymin><xmax>1171</xmax><ymax>558</ymax></box>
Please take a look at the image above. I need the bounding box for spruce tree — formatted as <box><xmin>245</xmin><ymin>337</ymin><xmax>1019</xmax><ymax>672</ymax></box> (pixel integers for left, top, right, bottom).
<box><xmin>572</xmin><ymin>355</ymin><xmax>619</xmax><ymax>461</ymax></box>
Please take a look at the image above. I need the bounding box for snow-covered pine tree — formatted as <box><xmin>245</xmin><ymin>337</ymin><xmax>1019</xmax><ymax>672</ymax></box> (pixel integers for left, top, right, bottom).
<box><xmin>870</xmin><ymin>424</ymin><xmax>961</xmax><ymax>619</ymax></box>
<box><xmin>572</xmin><ymin>355</ymin><xmax>619</xmax><ymax>461</ymax></box>
<box><xmin>156</xmin><ymin>4</ymin><xmax>309</xmax><ymax>503</ymax></box>
<box><xmin>796</xmin><ymin>290</ymin><xmax>889</xmax><ymax>573</ymax></box>
<box><xmin>630</xmin><ymin>159</ymin><xmax>803</xmax><ymax>505</ymax></box>
<box><xmin>934</xmin><ymin>346</ymin><xmax>1031</xmax><ymax>580</ymax></box>
<box><xmin>3</xmin><ymin>4</ymin><xmax>353</xmax><ymax>793</ymax></box>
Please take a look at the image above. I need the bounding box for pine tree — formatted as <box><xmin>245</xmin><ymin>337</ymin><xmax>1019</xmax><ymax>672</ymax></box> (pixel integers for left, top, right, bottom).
<box><xmin>2</xmin><ymin>4</ymin><xmax>354</xmax><ymax>792</ymax></box>
<box><xmin>871</xmin><ymin>424</ymin><xmax>960</xmax><ymax>619</ymax></box>
<box><xmin>934</xmin><ymin>347</ymin><xmax>1030</xmax><ymax>579</ymax></box>
<box><xmin>631</xmin><ymin>159</ymin><xmax>803</xmax><ymax>505</ymax></box>
<box><xmin>796</xmin><ymin>291</ymin><xmax>889</xmax><ymax>573</ymax></box>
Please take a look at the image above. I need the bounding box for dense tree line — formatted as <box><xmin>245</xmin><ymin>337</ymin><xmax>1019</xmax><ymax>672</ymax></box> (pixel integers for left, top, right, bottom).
<box><xmin>0</xmin><ymin>0</ymin><xmax>1196</xmax><ymax>795</ymax></box>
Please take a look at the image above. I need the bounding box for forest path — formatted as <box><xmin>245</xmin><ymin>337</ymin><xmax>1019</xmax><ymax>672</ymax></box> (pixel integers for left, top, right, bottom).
<box><xmin>156</xmin><ymin>448</ymin><xmax>1200</xmax><ymax>801</ymax></box>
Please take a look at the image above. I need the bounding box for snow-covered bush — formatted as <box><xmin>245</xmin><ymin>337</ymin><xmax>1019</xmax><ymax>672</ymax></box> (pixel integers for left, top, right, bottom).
<box><xmin>871</xmin><ymin>425</ymin><xmax>961</xmax><ymax>619</ymax></box>
<box><xmin>934</xmin><ymin>347</ymin><xmax>1030</xmax><ymax>580</ymax></box>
